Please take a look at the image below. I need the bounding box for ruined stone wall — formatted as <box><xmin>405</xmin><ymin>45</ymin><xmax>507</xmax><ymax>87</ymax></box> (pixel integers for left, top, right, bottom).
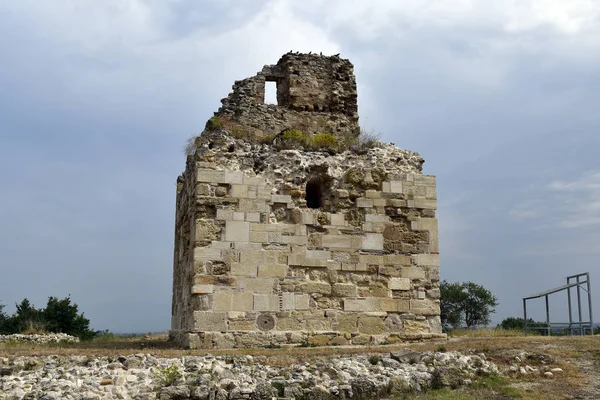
<box><xmin>171</xmin><ymin>53</ymin><xmax>442</xmax><ymax>349</ymax></box>
<box><xmin>171</xmin><ymin>133</ymin><xmax>442</xmax><ymax>349</ymax></box>
<box><xmin>215</xmin><ymin>53</ymin><xmax>359</xmax><ymax>142</ymax></box>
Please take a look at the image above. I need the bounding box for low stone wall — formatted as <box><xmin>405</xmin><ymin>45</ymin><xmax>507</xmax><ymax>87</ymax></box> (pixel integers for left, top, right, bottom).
<box><xmin>0</xmin><ymin>350</ymin><xmax>500</xmax><ymax>399</ymax></box>
<box><xmin>0</xmin><ymin>333</ymin><xmax>79</xmax><ymax>344</ymax></box>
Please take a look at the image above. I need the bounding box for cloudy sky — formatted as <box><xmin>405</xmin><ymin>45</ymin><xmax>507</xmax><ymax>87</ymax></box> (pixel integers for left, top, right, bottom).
<box><xmin>1</xmin><ymin>0</ymin><xmax>599</xmax><ymax>333</ymax></box>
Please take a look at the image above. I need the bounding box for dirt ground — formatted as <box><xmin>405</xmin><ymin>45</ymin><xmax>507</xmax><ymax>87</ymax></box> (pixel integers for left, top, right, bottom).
<box><xmin>1</xmin><ymin>334</ymin><xmax>599</xmax><ymax>399</ymax></box>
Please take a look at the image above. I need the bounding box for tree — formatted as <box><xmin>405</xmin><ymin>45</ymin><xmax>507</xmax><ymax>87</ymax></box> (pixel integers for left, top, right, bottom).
<box><xmin>0</xmin><ymin>296</ymin><xmax>98</xmax><ymax>340</ymax></box>
<box><xmin>440</xmin><ymin>280</ymin><xmax>498</xmax><ymax>330</ymax></box>
<box><xmin>498</xmin><ymin>317</ymin><xmax>550</xmax><ymax>335</ymax></box>
<box><xmin>42</xmin><ymin>296</ymin><xmax>96</xmax><ymax>340</ymax></box>
<box><xmin>440</xmin><ymin>281</ymin><xmax>465</xmax><ymax>330</ymax></box>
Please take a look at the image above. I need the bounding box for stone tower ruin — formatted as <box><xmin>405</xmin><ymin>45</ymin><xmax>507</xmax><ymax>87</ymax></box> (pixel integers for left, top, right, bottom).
<box><xmin>170</xmin><ymin>52</ymin><xmax>443</xmax><ymax>349</ymax></box>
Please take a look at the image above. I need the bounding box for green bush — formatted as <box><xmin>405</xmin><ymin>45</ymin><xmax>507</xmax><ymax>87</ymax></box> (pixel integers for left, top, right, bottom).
<box><xmin>205</xmin><ymin>116</ymin><xmax>222</xmax><ymax>131</ymax></box>
<box><xmin>310</xmin><ymin>133</ymin><xmax>338</xmax><ymax>149</ymax></box>
<box><xmin>0</xmin><ymin>296</ymin><xmax>99</xmax><ymax>340</ymax></box>
<box><xmin>274</xmin><ymin>129</ymin><xmax>307</xmax><ymax>149</ymax></box>
<box><xmin>152</xmin><ymin>365</ymin><xmax>182</xmax><ymax>387</ymax></box>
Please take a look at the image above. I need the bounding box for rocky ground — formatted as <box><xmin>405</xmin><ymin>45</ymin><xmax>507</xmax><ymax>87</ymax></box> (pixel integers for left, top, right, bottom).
<box><xmin>1</xmin><ymin>334</ymin><xmax>599</xmax><ymax>399</ymax></box>
<box><xmin>0</xmin><ymin>350</ymin><xmax>498</xmax><ymax>399</ymax></box>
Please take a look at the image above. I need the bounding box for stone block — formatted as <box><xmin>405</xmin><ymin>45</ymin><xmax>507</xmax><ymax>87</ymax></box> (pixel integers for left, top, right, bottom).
<box><xmin>373</xmin><ymin>198</ymin><xmax>387</xmax><ymax>207</ymax></box>
<box><xmin>233</xmin><ymin>211</ymin><xmax>245</xmax><ymax>221</ymax></box>
<box><xmin>246</xmin><ymin>212</ymin><xmax>261</xmax><ymax>222</ymax></box>
<box><xmin>356</xmin><ymin>198</ymin><xmax>373</xmax><ymax>208</ymax></box>
<box><xmin>306</xmin><ymin>250</ymin><xmax>331</xmax><ymax>260</ymax></box>
<box><xmin>238</xmin><ymin>198</ymin><xmax>269</xmax><ymax>213</ymax></box>
<box><xmin>308</xmin><ymin>335</ymin><xmax>330</xmax><ymax>346</ymax></box>
<box><xmin>253</xmin><ymin>294</ymin><xmax>280</xmax><ymax>312</ymax></box>
<box><xmin>301</xmin><ymin>212</ymin><xmax>314</xmax><ymax>225</ymax></box>
<box><xmin>358</xmin><ymin>315</ymin><xmax>385</xmax><ymax>334</ymax></box>
<box><xmin>322</xmin><ymin>235</ymin><xmax>353</xmax><ymax>248</ymax></box>
<box><xmin>228</xmin><ymin>319</ymin><xmax>256</xmax><ymax>331</ymax></box>
<box><xmin>382</xmin><ymin>182</ymin><xmax>391</xmax><ymax>193</ymax></box>
<box><xmin>231</xmin><ymin>292</ymin><xmax>254</xmax><ymax>312</ymax></box>
<box><xmin>343</xmin><ymin>298</ymin><xmax>380</xmax><ymax>312</ymax></box>
<box><xmin>401</xmin><ymin>267</ymin><xmax>426</xmax><ymax>279</ymax></box>
<box><xmin>195</xmin><ymin>220</ymin><xmax>222</xmax><ymax>241</ymax></box>
<box><xmin>355</xmin><ymin>263</ymin><xmax>368</xmax><ymax>272</ymax></box>
<box><xmin>194</xmin><ymin>311</ymin><xmax>227</xmax><ymax>331</ymax></box>
<box><xmin>213</xmin><ymin>291</ymin><xmax>232</xmax><ymax>312</ymax></box>
<box><xmin>397</xmin><ymin>299</ymin><xmax>410</xmax><ymax>312</ymax></box>
<box><xmin>362</xmin><ymin>233</ymin><xmax>384</xmax><ymax>250</ymax></box>
<box><xmin>210</xmin><ymin>241</ymin><xmax>232</xmax><ymax>250</ymax></box>
<box><xmin>426</xmin><ymin>186</ymin><xmax>436</xmax><ymax>199</ymax></box>
<box><xmin>197</xmin><ymin>169</ymin><xmax>225</xmax><ymax>183</ymax></box>
<box><xmin>365</xmin><ymin>190</ymin><xmax>381</xmax><ymax>198</ymax></box>
<box><xmin>300</xmin><ymin>281</ymin><xmax>331</xmax><ymax>295</ymax></box>
<box><xmin>332</xmin><ymin>283</ymin><xmax>358</xmax><ymax>297</ymax></box>
<box><xmin>249</xmin><ymin>231</ymin><xmax>268</xmax><ymax>242</ymax></box>
<box><xmin>281</xmin><ymin>293</ymin><xmax>295</xmax><ymax>311</ymax></box>
<box><xmin>224</xmin><ymin>171</ymin><xmax>244</xmax><ymax>184</ymax></box>
<box><xmin>389</xmin><ymin>277</ymin><xmax>411</xmax><ymax>291</ymax></box>
<box><xmin>337</xmin><ymin>314</ymin><xmax>358</xmax><ymax>333</ymax></box>
<box><xmin>194</xmin><ymin>247</ymin><xmax>222</xmax><ymax>262</ymax></box>
<box><xmin>330</xmin><ymin>213</ymin><xmax>345</xmax><ymax>226</ymax></box>
<box><xmin>242</xmin><ymin>175</ymin><xmax>264</xmax><ymax>185</ymax></box>
<box><xmin>231</xmin><ymin>262</ymin><xmax>257</xmax><ymax>277</ymax></box>
<box><xmin>383</xmin><ymin>254</ymin><xmax>411</xmax><ymax>266</ymax></box>
<box><xmin>280</xmin><ymin>235</ymin><xmax>308</xmax><ymax>245</ymax></box>
<box><xmin>365</xmin><ymin>214</ymin><xmax>390</xmax><ymax>223</ymax></box>
<box><xmin>191</xmin><ymin>285</ymin><xmax>214</xmax><ymax>294</ymax></box>
<box><xmin>379</xmin><ymin>298</ymin><xmax>398</xmax><ymax>312</ymax></box>
<box><xmin>411</xmin><ymin>299</ymin><xmax>440</xmax><ymax>316</ymax></box>
<box><xmin>414</xmin><ymin>175</ymin><xmax>436</xmax><ymax>186</ymax></box>
<box><xmin>390</xmin><ymin>181</ymin><xmax>403</xmax><ymax>193</ymax></box>
<box><xmin>414</xmin><ymin>253</ymin><xmax>440</xmax><ymax>266</ymax></box>
<box><xmin>196</xmin><ymin>183</ymin><xmax>210</xmax><ymax>196</ymax></box>
<box><xmin>413</xmin><ymin>198</ymin><xmax>437</xmax><ymax>209</ymax></box>
<box><xmin>359</xmin><ymin>254</ymin><xmax>383</xmax><ymax>265</ymax></box>
<box><xmin>258</xmin><ymin>264</ymin><xmax>287</xmax><ymax>278</ymax></box>
<box><xmin>271</xmin><ymin>194</ymin><xmax>292</xmax><ymax>203</ymax></box>
<box><xmin>294</xmin><ymin>294</ymin><xmax>310</xmax><ymax>310</ymax></box>
<box><xmin>403</xmin><ymin>319</ymin><xmax>429</xmax><ymax>333</ymax></box>
<box><xmin>239</xmin><ymin>277</ymin><xmax>275</xmax><ymax>293</ymax></box>
<box><xmin>225</xmin><ymin>220</ymin><xmax>250</xmax><ymax>242</ymax></box>
<box><xmin>216</xmin><ymin>209</ymin><xmax>233</xmax><ymax>220</ymax></box>
<box><xmin>230</xmin><ymin>185</ymin><xmax>248</xmax><ymax>198</ymax></box>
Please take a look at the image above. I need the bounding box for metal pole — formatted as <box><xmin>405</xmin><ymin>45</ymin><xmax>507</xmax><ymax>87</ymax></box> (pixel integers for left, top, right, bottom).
<box><xmin>523</xmin><ymin>298</ymin><xmax>528</xmax><ymax>336</ymax></box>
<box><xmin>587</xmin><ymin>273</ymin><xmax>593</xmax><ymax>335</ymax></box>
<box><xmin>567</xmin><ymin>277</ymin><xmax>573</xmax><ymax>335</ymax></box>
<box><xmin>577</xmin><ymin>275</ymin><xmax>583</xmax><ymax>335</ymax></box>
<box><xmin>545</xmin><ymin>295</ymin><xmax>550</xmax><ymax>336</ymax></box>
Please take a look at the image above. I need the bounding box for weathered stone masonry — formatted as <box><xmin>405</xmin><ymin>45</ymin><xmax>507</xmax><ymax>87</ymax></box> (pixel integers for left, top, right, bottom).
<box><xmin>171</xmin><ymin>53</ymin><xmax>443</xmax><ymax>349</ymax></box>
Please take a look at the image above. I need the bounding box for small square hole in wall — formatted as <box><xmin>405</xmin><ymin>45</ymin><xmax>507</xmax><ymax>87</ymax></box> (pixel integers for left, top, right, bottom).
<box><xmin>265</xmin><ymin>81</ymin><xmax>277</xmax><ymax>104</ymax></box>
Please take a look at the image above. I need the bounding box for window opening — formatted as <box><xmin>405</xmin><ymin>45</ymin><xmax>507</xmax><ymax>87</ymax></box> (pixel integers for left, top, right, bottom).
<box><xmin>306</xmin><ymin>179</ymin><xmax>323</xmax><ymax>209</ymax></box>
<box><xmin>264</xmin><ymin>81</ymin><xmax>277</xmax><ymax>104</ymax></box>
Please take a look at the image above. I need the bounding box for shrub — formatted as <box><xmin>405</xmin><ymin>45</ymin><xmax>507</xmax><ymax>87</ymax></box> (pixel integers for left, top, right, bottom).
<box><xmin>184</xmin><ymin>135</ymin><xmax>201</xmax><ymax>155</ymax></box>
<box><xmin>152</xmin><ymin>365</ymin><xmax>182</xmax><ymax>387</ymax></box>
<box><xmin>0</xmin><ymin>296</ymin><xmax>99</xmax><ymax>340</ymax></box>
<box><xmin>359</xmin><ymin>129</ymin><xmax>382</xmax><ymax>148</ymax></box>
<box><xmin>310</xmin><ymin>133</ymin><xmax>338</xmax><ymax>150</ymax></box>
<box><xmin>274</xmin><ymin>129</ymin><xmax>307</xmax><ymax>150</ymax></box>
<box><xmin>368</xmin><ymin>354</ymin><xmax>381</xmax><ymax>365</ymax></box>
<box><xmin>205</xmin><ymin>116</ymin><xmax>222</xmax><ymax>131</ymax></box>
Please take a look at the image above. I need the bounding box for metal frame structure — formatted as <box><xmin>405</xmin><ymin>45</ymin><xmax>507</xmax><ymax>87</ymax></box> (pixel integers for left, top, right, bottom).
<box><xmin>523</xmin><ymin>272</ymin><xmax>593</xmax><ymax>336</ymax></box>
